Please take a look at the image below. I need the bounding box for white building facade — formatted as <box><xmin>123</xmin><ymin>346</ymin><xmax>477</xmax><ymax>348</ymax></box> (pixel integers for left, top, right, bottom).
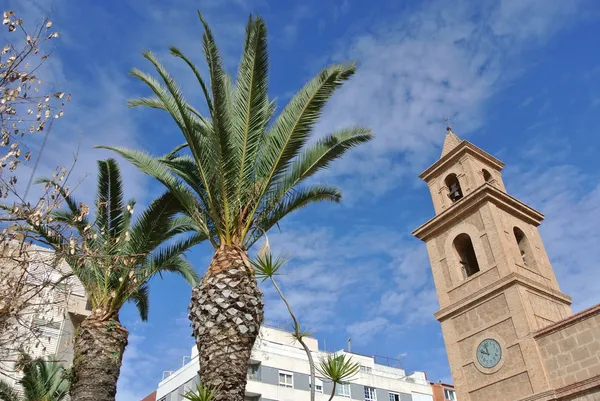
<box><xmin>0</xmin><ymin>242</ymin><xmax>90</xmax><ymax>390</ymax></box>
<box><xmin>156</xmin><ymin>326</ymin><xmax>434</xmax><ymax>401</ymax></box>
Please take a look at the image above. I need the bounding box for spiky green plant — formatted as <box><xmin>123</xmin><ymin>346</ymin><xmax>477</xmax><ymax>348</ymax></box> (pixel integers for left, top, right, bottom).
<box><xmin>0</xmin><ymin>353</ymin><xmax>69</xmax><ymax>401</ymax></box>
<box><xmin>317</xmin><ymin>353</ymin><xmax>361</xmax><ymax>401</ymax></box>
<box><xmin>30</xmin><ymin>159</ymin><xmax>201</xmax><ymax>401</ymax></box>
<box><xmin>99</xmin><ymin>11</ymin><xmax>372</xmax><ymax>401</ymax></box>
<box><xmin>251</xmin><ymin>244</ymin><xmax>317</xmax><ymax>401</ymax></box>
<box><xmin>181</xmin><ymin>383</ymin><xmax>220</xmax><ymax>401</ymax></box>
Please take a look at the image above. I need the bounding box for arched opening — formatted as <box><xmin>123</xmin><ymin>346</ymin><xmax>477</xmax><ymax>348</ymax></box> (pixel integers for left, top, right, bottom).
<box><xmin>513</xmin><ymin>227</ymin><xmax>533</xmax><ymax>267</ymax></box>
<box><xmin>453</xmin><ymin>233</ymin><xmax>480</xmax><ymax>278</ymax></box>
<box><xmin>445</xmin><ymin>174</ymin><xmax>463</xmax><ymax>203</ymax></box>
<box><xmin>483</xmin><ymin>169</ymin><xmax>492</xmax><ymax>183</ymax></box>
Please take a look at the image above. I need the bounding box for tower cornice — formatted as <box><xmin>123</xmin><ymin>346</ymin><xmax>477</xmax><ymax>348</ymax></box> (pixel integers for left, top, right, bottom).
<box><xmin>433</xmin><ymin>271</ymin><xmax>572</xmax><ymax>322</ymax></box>
<box><xmin>412</xmin><ymin>183</ymin><xmax>544</xmax><ymax>241</ymax></box>
<box><xmin>419</xmin><ymin>140</ymin><xmax>505</xmax><ymax>182</ymax></box>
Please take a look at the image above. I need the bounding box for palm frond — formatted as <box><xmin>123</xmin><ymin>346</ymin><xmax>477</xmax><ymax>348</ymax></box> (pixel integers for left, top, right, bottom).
<box><xmin>18</xmin><ymin>354</ymin><xmax>69</xmax><ymax>401</ymax></box>
<box><xmin>140</xmin><ymin>254</ymin><xmax>198</xmax><ymax>286</ymax></box>
<box><xmin>103</xmin><ymin>159</ymin><xmax>125</xmax><ymax>238</ymax></box>
<box><xmin>271</xmin><ymin>127</ymin><xmax>372</xmax><ymax>200</ymax></box>
<box><xmin>0</xmin><ymin>380</ymin><xmax>21</xmax><ymax>401</ymax></box>
<box><xmin>247</xmin><ymin>185</ymin><xmax>341</xmax><ymax>248</ymax></box>
<box><xmin>169</xmin><ymin>46</ymin><xmax>213</xmax><ymax>114</ymax></box>
<box><xmin>126</xmin><ymin>190</ymin><xmax>183</xmax><ymax>258</ymax></box>
<box><xmin>128</xmin><ymin>284</ymin><xmax>150</xmax><ymax>321</ymax></box>
<box><xmin>198</xmin><ymin>11</ymin><xmax>238</xmax><ymax>238</ymax></box>
<box><xmin>96</xmin><ymin>146</ymin><xmax>213</xmax><ymax>240</ymax></box>
<box><xmin>246</xmin><ymin>63</ymin><xmax>357</xmax><ymax>233</ymax></box>
<box><xmin>231</xmin><ymin>16</ymin><xmax>270</xmax><ymax>208</ymax></box>
<box><xmin>129</xmin><ymin>60</ymin><xmax>218</xmax><ymax>206</ymax></box>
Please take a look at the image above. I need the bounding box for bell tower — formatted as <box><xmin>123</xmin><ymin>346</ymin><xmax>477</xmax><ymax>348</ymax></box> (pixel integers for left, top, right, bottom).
<box><xmin>413</xmin><ymin>127</ymin><xmax>573</xmax><ymax>401</ymax></box>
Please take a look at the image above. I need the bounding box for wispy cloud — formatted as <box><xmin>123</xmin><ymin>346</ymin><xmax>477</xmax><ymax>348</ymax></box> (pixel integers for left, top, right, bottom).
<box><xmin>311</xmin><ymin>0</ymin><xmax>586</xmax><ymax>201</ymax></box>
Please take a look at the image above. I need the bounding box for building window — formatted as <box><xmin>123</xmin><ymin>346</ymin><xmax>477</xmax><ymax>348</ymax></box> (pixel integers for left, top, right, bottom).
<box><xmin>364</xmin><ymin>386</ymin><xmax>377</xmax><ymax>401</ymax></box>
<box><xmin>453</xmin><ymin>233</ymin><xmax>480</xmax><ymax>278</ymax></box>
<box><xmin>247</xmin><ymin>363</ymin><xmax>260</xmax><ymax>381</ymax></box>
<box><xmin>309</xmin><ymin>377</ymin><xmax>323</xmax><ymax>393</ymax></box>
<box><xmin>360</xmin><ymin>365</ymin><xmax>372</xmax><ymax>374</ymax></box>
<box><xmin>445</xmin><ymin>174</ymin><xmax>463</xmax><ymax>203</ymax></box>
<box><xmin>482</xmin><ymin>169</ymin><xmax>492</xmax><ymax>183</ymax></box>
<box><xmin>278</xmin><ymin>371</ymin><xmax>293</xmax><ymax>388</ymax></box>
<box><xmin>444</xmin><ymin>388</ymin><xmax>456</xmax><ymax>401</ymax></box>
<box><xmin>513</xmin><ymin>227</ymin><xmax>533</xmax><ymax>268</ymax></box>
<box><xmin>389</xmin><ymin>393</ymin><xmax>400</xmax><ymax>401</ymax></box>
<box><xmin>337</xmin><ymin>383</ymin><xmax>351</xmax><ymax>398</ymax></box>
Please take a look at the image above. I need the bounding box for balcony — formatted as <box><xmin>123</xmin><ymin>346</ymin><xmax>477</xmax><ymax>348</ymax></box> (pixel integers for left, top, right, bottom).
<box><xmin>66</xmin><ymin>295</ymin><xmax>92</xmax><ymax>317</ymax></box>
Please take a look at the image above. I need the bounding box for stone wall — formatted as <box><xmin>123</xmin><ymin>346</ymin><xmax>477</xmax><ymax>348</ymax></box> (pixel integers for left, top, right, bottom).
<box><xmin>534</xmin><ymin>304</ymin><xmax>600</xmax><ymax>399</ymax></box>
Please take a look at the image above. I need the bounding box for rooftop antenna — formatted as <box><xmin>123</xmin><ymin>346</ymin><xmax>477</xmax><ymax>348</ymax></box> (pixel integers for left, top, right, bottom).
<box><xmin>347</xmin><ymin>337</ymin><xmax>351</xmax><ymax>353</ymax></box>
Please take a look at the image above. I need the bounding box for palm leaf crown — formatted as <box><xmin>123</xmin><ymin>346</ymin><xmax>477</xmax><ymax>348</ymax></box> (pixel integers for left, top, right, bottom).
<box><xmin>100</xmin><ymin>12</ymin><xmax>372</xmax><ymax>250</ymax></box>
<box><xmin>0</xmin><ymin>353</ymin><xmax>70</xmax><ymax>401</ymax></box>
<box><xmin>17</xmin><ymin>353</ymin><xmax>70</xmax><ymax>401</ymax></box>
<box><xmin>35</xmin><ymin>159</ymin><xmax>201</xmax><ymax>321</ymax></box>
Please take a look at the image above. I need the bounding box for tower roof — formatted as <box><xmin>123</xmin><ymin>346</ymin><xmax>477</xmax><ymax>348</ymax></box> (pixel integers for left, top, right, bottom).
<box><xmin>441</xmin><ymin>126</ymin><xmax>462</xmax><ymax>158</ymax></box>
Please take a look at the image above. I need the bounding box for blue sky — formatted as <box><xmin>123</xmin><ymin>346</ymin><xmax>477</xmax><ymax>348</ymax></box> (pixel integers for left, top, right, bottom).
<box><xmin>6</xmin><ymin>0</ymin><xmax>600</xmax><ymax>399</ymax></box>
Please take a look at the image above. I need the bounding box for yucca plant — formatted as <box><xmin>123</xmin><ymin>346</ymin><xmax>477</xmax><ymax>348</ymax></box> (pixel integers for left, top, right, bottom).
<box><xmin>0</xmin><ymin>353</ymin><xmax>69</xmax><ymax>401</ymax></box>
<box><xmin>29</xmin><ymin>159</ymin><xmax>201</xmax><ymax>401</ymax></box>
<box><xmin>181</xmin><ymin>384</ymin><xmax>220</xmax><ymax>401</ymax></box>
<box><xmin>99</xmin><ymin>11</ymin><xmax>372</xmax><ymax>401</ymax></box>
<box><xmin>251</xmin><ymin>243</ymin><xmax>317</xmax><ymax>401</ymax></box>
<box><xmin>317</xmin><ymin>354</ymin><xmax>361</xmax><ymax>401</ymax></box>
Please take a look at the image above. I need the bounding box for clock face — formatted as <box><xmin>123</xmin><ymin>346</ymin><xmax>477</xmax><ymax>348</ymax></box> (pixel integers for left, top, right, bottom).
<box><xmin>477</xmin><ymin>339</ymin><xmax>502</xmax><ymax>368</ymax></box>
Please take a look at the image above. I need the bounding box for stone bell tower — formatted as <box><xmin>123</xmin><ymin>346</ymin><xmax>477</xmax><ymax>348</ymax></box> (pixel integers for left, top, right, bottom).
<box><xmin>413</xmin><ymin>126</ymin><xmax>574</xmax><ymax>401</ymax></box>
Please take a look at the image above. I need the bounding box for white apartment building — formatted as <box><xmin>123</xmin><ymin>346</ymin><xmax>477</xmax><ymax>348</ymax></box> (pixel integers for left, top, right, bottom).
<box><xmin>0</xmin><ymin>242</ymin><xmax>90</xmax><ymax>390</ymax></box>
<box><xmin>156</xmin><ymin>326</ymin><xmax>434</xmax><ymax>401</ymax></box>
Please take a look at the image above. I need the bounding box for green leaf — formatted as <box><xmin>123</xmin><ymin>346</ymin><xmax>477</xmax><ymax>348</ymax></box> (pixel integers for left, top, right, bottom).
<box><xmin>250</xmin><ymin>251</ymin><xmax>288</xmax><ymax>282</ymax></box>
<box><xmin>317</xmin><ymin>353</ymin><xmax>360</xmax><ymax>384</ymax></box>
<box><xmin>181</xmin><ymin>383</ymin><xmax>220</xmax><ymax>401</ymax></box>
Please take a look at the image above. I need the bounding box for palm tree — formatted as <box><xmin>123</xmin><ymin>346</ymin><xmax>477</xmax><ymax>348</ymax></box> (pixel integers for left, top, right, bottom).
<box><xmin>31</xmin><ymin>159</ymin><xmax>201</xmax><ymax>401</ymax></box>
<box><xmin>0</xmin><ymin>353</ymin><xmax>69</xmax><ymax>401</ymax></box>
<box><xmin>317</xmin><ymin>354</ymin><xmax>360</xmax><ymax>401</ymax></box>
<box><xmin>99</xmin><ymin>12</ymin><xmax>372</xmax><ymax>401</ymax></box>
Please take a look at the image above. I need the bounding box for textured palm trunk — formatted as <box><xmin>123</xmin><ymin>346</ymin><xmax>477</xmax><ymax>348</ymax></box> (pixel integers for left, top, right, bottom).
<box><xmin>69</xmin><ymin>314</ymin><xmax>128</xmax><ymax>401</ymax></box>
<box><xmin>189</xmin><ymin>245</ymin><xmax>264</xmax><ymax>401</ymax></box>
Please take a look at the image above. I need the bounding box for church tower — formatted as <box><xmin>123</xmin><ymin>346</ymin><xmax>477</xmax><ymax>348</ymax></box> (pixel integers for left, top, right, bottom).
<box><xmin>413</xmin><ymin>127</ymin><xmax>573</xmax><ymax>401</ymax></box>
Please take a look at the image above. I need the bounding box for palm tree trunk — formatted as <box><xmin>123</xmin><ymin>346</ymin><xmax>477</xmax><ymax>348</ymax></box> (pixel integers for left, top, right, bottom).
<box><xmin>69</xmin><ymin>315</ymin><xmax>128</xmax><ymax>401</ymax></box>
<box><xmin>189</xmin><ymin>245</ymin><xmax>264</xmax><ymax>401</ymax></box>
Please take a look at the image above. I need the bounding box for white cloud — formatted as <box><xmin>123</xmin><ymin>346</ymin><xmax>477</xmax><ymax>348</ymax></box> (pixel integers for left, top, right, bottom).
<box><xmin>505</xmin><ymin>137</ymin><xmax>600</xmax><ymax>311</ymax></box>
<box><xmin>311</xmin><ymin>0</ymin><xmax>586</xmax><ymax>201</ymax></box>
<box><xmin>347</xmin><ymin>317</ymin><xmax>402</xmax><ymax>346</ymax></box>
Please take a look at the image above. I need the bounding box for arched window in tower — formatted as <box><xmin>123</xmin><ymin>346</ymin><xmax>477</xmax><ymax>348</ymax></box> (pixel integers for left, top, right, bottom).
<box><xmin>453</xmin><ymin>234</ymin><xmax>480</xmax><ymax>278</ymax></box>
<box><xmin>445</xmin><ymin>174</ymin><xmax>463</xmax><ymax>203</ymax></box>
<box><xmin>513</xmin><ymin>227</ymin><xmax>533</xmax><ymax>267</ymax></box>
<box><xmin>483</xmin><ymin>169</ymin><xmax>492</xmax><ymax>183</ymax></box>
